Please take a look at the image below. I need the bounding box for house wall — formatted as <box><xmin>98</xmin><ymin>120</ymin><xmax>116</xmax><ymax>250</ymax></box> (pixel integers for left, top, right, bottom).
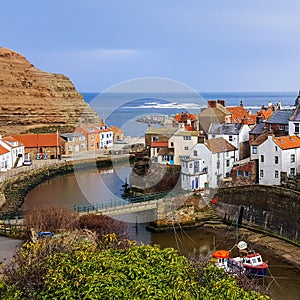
<box><xmin>168</xmin><ymin>134</ymin><xmax>198</xmax><ymax>165</ymax></box>
<box><xmin>258</xmin><ymin>136</ymin><xmax>281</xmax><ymax>185</ymax></box>
<box><xmin>266</xmin><ymin>123</ymin><xmax>288</xmax><ymax>136</ymax></box>
<box><xmin>99</xmin><ymin>130</ymin><xmax>113</xmax><ymax>148</ymax></box>
<box><xmin>289</xmin><ymin>120</ymin><xmax>300</xmax><ymax>136</ymax></box>
<box><xmin>61</xmin><ymin>137</ymin><xmax>87</xmax><ymax>155</ymax></box>
<box><xmin>0</xmin><ymin>152</ymin><xmax>10</xmax><ymax>172</ymax></box>
<box><xmin>231</xmin><ymin>160</ymin><xmax>257</xmax><ymax>184</ymax></box>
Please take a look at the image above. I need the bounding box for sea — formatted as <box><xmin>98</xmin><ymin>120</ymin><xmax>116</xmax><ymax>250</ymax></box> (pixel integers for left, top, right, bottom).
<box><xmin>81</xmin><ymin>91</ymin><xmax>298</xmax><ymax>137</ymax></box>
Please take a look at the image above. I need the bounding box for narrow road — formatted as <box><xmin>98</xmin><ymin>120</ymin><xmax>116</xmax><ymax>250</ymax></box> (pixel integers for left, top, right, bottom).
<box><xmin>0</xmin><ymin>236</ymin><xmax>22</xmax><ymax>266</ymax></box>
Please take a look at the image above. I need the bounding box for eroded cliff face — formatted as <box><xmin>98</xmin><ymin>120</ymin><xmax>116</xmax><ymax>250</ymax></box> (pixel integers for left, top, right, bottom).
<box><xmin>0</xmin><ymin>47</ymin><xmax>101</xmax><ymax>134</ymax></box>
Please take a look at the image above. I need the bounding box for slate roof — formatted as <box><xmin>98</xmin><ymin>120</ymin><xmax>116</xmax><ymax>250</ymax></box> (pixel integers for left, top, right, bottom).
<box><xmin>289</xmin><ymin>105</ymin><xmax>300</xmax><ymax>121</ymax></box>
<box><xmin>205</xmin><ymin>138</ymin><xmax>236</xmax><ymax>153</ymax></box>
<box><xmin>208</xmin><ymin>123</ymin><xmax>243</xmax><ymax>135</ymax></box>
<box><xmin>266</xmin><ymin>109</ymin><xmax>293</xmax><ymax>124</ymax></box>
<box><xmin>61</xmin><ymin>132</ymin><xmax>85</xmax><ymax>139</ymax></box>
<box><xmin>249</xmin><ymin>123</ymin><xmax>266</xmax><ymax>135</ymax></box>
<box><xmin>146</xmin><ymin>127</ymin><xmax>177</xmax><ymax>135</ymax></box>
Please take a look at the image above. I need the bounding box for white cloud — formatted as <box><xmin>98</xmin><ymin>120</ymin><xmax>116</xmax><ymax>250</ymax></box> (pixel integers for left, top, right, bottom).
<box><xmin>79</xmin><ymin>48</ymin><xmax>141</xmax><ymax>59</ymax></box>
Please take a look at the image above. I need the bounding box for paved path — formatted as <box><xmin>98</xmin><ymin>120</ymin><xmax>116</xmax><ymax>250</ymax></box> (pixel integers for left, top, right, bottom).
<box><xmin>0</xmin><ymin>236</ymin><xmax>22</xmax><ymax>266</ymax></box>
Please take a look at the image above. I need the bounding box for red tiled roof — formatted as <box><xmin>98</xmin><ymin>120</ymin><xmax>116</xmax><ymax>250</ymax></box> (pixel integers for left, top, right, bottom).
<box><xmin>12</xmin><ymin>134</ymin><xmax>60</xmax><ymax>147</ymax></box>
<box><xmin>174</xmin><ymin>113</ymin><xmax>197</xmax><ymax>122</ymax></box>
<box><xmin>227</xmin><ymin>106</ymin><xmax>255</xmax><ymax>124</ymax></box>
<box><xmin>273</xmin><ymin>135</ymin><xmax>300</xmax><ymax>150</ymax></box>
<box><xmin>151</xmin><ymin>141</ymin><xmax>169</xmax><ymax>148</ymax></box>
<box><xmin>185</xmin><ymin>125</ymin><xmax>195</xmax><ymax>131</ymax></box>
<box><xmin>0</xmin><ymin>145</ymin><xmax>9</xmax><ymax>155</ymax></box>
<box><xmin>2</xmin><ymin>136</ymin><xmax>19</xmax><ymax>143</ymax></box>
<box><xmin>259</xmin><ymin>109</ymin><xmax>273</xmax><ymax>120</ymax></box>
<box><xmin>111</xmin><ymin>126</ymin><xmax>124</xmax><ymax>133</ymax></box>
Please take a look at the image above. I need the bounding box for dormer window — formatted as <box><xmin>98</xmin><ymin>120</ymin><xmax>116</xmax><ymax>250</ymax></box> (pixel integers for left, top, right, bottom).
<box><xmin>295</xmin><ymin>123</ymin><xmax>299</xmax><ymax>134</ymax></box>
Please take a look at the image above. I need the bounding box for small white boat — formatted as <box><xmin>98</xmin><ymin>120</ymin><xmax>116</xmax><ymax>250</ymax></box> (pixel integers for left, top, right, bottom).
<box><xmin>212</xmin><ymin>241</ymin><xmax>268</xmax><ymax>277</ymax></box>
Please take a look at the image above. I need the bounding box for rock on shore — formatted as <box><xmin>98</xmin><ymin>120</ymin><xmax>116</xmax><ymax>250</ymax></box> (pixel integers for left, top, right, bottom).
<box><xmin>0</xmin><ymin>47</ymin><xmax>101</xmax><ymax>134</ymax></box>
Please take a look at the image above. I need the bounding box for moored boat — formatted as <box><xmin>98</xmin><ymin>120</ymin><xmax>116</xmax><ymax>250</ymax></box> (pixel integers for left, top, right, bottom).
<box><xmin>211</xmin><ymin>241</ymin><xmax>268</xmax><ymax>277</ymax></box>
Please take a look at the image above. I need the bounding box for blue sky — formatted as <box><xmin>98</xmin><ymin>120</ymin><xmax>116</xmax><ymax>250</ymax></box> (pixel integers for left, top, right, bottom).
<box><xmin>1</xmin><ymin>0</ymin><xmax>300</xmax><ymax>92</ymax></box>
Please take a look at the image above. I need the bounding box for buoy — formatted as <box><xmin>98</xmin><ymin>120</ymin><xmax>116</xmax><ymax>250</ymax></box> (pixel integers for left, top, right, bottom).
<box><xmin>212</xmin><ymin>198</ymin><xmax>217</xmax><ymax>204</ymax></box>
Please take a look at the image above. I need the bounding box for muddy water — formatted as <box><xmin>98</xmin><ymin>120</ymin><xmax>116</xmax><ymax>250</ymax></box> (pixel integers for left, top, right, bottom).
<box><xmin>23</xmin><ymin>165</ymin><xmax>300</xmax><ymax>300</ymax></box>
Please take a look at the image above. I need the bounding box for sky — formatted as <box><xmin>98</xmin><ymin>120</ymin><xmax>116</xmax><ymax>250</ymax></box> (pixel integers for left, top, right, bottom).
<box><xmin>1</xmin><ymin>0</ymin><xmax>300</xmax><ymax>92</ymax></box>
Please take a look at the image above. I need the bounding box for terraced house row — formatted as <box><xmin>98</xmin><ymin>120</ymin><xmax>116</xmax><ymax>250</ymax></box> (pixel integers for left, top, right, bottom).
<box><xmin>147</xmin><ymin>93</ymin><xmax>300</xmax><ymax>190</ymax></box>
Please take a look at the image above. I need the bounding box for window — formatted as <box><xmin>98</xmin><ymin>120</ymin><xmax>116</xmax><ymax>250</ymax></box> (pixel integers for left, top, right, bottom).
<box><xmin>295</xmin><ymin>123</ymin><xmax>299</xmax><ymax>134</ymax></box>
<box><xmin>260</xmin><ymin>169</ymin><xmax>264</xmax><ymax>177</ymax></box>
<box><xmin>290</xmin><ymin>168</ymin><xmax>295</xmax><ymax>176</ymax></box>
<box><xmin>79</xmin><ymin>136</ymin><xmax>85</xmax><ymax>140</ymax></box>
<box><xmin>237</xmin><ymin>170</ymin><xmax>242</xmax><ymax>176</ymax></box>
<box><xmin>91</xmin><ymin>135</ymin><xmax>95</xmax><ymax>141</ymax></box>
<box><xmin>291</xmin><ymin>154</ymin><xmax>295</xmax><ymax>163</ymax></box>
<box><xmin>189</xmin><ymin>163</ymin><xmax>193</xmax><ymax>168</ymax></box>
<box><xmin>184</xmin><ymin>146</ymin><xmax>189</xmax><ymax>150</ymax></box>
<box><xmin>252</xmin><ymin>146</ymin><xmax>257</xmax><ymax>154</ymax></box>
<box><xmin>193</xmin><ymin>150</ymin><xmax>198</xmax><ymax>156</ymax></box>
<box><xmin>229</xmin><ymin>135</ymin><xmax>233</xmax><ymax>142</ymax></box>
<box><xmin>91</xmin><ymin>143</ymin><xmax>95</xmax><ymax>148</ymax></box>
<box><xmin>67</xmin><ymin>145</ymin><xmax>72</xmax><ymax>152</ymax></box>
<box><xmin>244</xmin><ymin>171</ymin><xmax>249</xmax><ymax>178</ymax></box>
<box><xmin>67</xmin><ymin>137</ymin><xmax>74</xmax><ymax>142</ymax></box>
<box><xmin>279</xmin><ymin>125</ymin><xmax>284</xmax><ymax>130</ymax></box>
<box><xmin>275</xmin><ymin>146</ymin><xmax>278</xmax><ymax>152</ymax></box>
<box><xmin>260</xmin><ymin>155</ymin><xmax>264</xmax><ymax>162</ymax></box>
<box><xmin>226</xmin><ymin>160</ymin><xmax>230</xmax><ymax>167</ymax></box>
<box><xmin>275</xmin><ymin>156</ymin><xmax>279</xmax><ymax>164</ymax></box>
<box><xmin>170</xmin><ymin>142</ymin><xmax>174</xmax><ymax>147</ymax></box>
<box><xmin>183</xmin><ymin>136</ymin><xmax>191</xmax><ymax>140</ymax></box>
<box><xmin>152</xmin><ymin>136</ymin><xmax>158</xmax><ymax>141</ymax></box>
<box><xmin>275</xmin><ymin>170</ymin><xmax>279</xmax><ymax>178</ymax></box>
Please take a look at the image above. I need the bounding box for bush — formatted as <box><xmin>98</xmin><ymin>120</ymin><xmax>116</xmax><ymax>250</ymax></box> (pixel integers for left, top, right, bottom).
<box><xmin>0</xmin><ymin>232</ymin><xmax>270</xmax><ymax>300</ymax></box>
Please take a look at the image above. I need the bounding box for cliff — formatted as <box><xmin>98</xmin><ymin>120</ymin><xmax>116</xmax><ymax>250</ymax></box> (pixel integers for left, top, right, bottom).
<box><xmin>0</xmin><ymin>47</ymin><xmax>101</xmax><ymax>134</ymax></box>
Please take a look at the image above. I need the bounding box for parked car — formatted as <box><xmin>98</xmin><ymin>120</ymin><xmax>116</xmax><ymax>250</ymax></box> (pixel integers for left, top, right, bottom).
<box><xmin>23</xmin><ymin>159</ymin><xmax>32</xmax><ymax>166</ymax></box>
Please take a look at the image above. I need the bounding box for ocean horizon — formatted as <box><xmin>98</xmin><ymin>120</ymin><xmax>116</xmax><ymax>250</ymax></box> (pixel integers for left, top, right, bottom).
<box><xmin>81</xmin><ymin>91</ymin><xmax>298</xmax><ymax>137</ymax></box>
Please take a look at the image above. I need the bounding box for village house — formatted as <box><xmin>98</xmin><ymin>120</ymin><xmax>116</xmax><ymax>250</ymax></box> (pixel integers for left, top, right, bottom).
<box><xmin>207</xmin><ymin>123</ymin><xmax>251</xmax><ymax>160</ymax></box>
<box><xmin>168</xmin><ymin>129</ymin><xmax>201</xmax><ymax>165</ymax></box>
<box><xmin>181</xmin><ymin>137</ymin><xmax>237</xmax><ymax>190</ymax></box>
<box><xmin>227</xmin><ymin>105</ymin><xmax>256</xmax><ymax>125</ymax></box>
<box><xmin>231</xmin><ymin>159</ymin><xmax>257</xmax><ymax>185</ymax></box>
<box><xmin>11</xmin><ymin>133</ymin><xmax>60</xmax><ymax>159</ymax></box>
<box><xmin>145</xmin><ymin>127</ymin><xmax>177</xmax><ymax>148</ymax></box>
<box><xmin>111</xmin><ymin>126</ymin><xmax>125</xmax><ymax>142</ymax></box>
<box><xmin>173</xmin><ymin>112</ymin><xmax>198</xmax><ymax>131</ymax></box>
<box><xmin>198</xmin><ymin>100</ymin><xmax>232</xmax><ymax>133</ymax></box>
<box><xmin>266</xmin><ymin>109</ymin><xmax>292</xmax><ymax>136</ymax></box>
<box><xmin>150</xmin><ymin>141</ymin><xmax>174</xmax><ymax>164</ymax></box>
<box><xmin>0</xmin><ymin>144</ymin><xmax>10</xmax><ymax>172</ymax></box>
<box><xmin>0</xmin><ymin>136</ymin><xmax>25</xmax><ymax>168</ymax></box>
<box><xmin>288</xmin><ymin>92</ymin><xmax>300</xmax><ymax>135</ymax></box>
<box><xmin>75</xmin><ymin>124</ymin><xmax>113</xmax><ymax>150</ymax></box>
<box><xmin>60</xmin><ymin>133</ymin><xmax>87</xmax><ymax>156</ymax></box>
<box><xmin>256</xmin><ymin>135</ymin><xmax>300</xmax><ymax>185</ymax></box>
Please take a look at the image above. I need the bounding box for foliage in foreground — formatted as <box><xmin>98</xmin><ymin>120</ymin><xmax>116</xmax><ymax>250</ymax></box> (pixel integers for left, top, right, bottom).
<box><xmin>0</xmin><ymin>231</ymin><xmax>270</xmax><ymax>300</ymax></box>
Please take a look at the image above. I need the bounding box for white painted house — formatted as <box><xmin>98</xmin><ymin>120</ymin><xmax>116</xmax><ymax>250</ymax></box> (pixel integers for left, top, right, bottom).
<box><xmin>257</xmin><ymin>135</ymin><xmax>300</xmax><ymax>185</ymax></box>
<box><xmin>207</xmin><ymin>123</ymin><xmax>250</xmax><ymax>160</ymax></box>
<box><xmin>0</xmin><ymin>136</ymin><xmax>24</xmax><ymax>169</ymax></box>
<box><xmin>96</xmin><ymin>124</ymin><xmax>114</xmax><ymax>149</ymax></box>
<box><xmin>0</xmin><ymin>145</ymin><xmax>11</xmax><ymax>172</ymax></box>
<box><xmin>168</xmin><ymin>129</ymin><xmax>201</xmax><ymax>165</ymax></box>
<box><xmin>181</xmin><ymin>138</ymin><xmax>237</xmax><ymax>189</ymax></box>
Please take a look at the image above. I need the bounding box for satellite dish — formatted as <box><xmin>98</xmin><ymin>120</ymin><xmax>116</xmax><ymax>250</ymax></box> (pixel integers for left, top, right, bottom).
<box><xmin>237</xmin><ymin>241</ymin><xmax>248</xmax><ymax>250</ymax></box>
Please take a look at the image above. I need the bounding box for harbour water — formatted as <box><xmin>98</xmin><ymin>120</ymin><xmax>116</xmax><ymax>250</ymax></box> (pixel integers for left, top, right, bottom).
<box><xmin>23</xmin><ymin>164</ymin><xmax>300</xmax><ymax>300</ymax></box>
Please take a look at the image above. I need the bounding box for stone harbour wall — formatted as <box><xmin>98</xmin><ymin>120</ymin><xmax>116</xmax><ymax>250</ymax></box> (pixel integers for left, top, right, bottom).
<box><xmin>215</xmin><ymin>185</ymin><xmax>300</xmax><ymax>242</ymax></box>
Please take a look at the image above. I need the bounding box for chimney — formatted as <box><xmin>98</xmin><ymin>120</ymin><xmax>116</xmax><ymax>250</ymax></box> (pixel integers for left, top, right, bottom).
<box><xmin>198</xmin><ymin>135</ymin><xmax>205</xmax><ymax>144</ymax></box>
<box><xmin>240</xmin><ymin>100</ymin><xmax>243</xmax><ymax>107</ymax></box>
<box><xmin>256</xmin><ymin>116</ymin><xmax>263</xmax><ymax>124</ymax></box>
<box><xmin>217</xmin><ymin>99</ymin><xmax>226</xmax><ymax>107</ymax></box>
<box><xmin>207</xmin><ymin>100</ymin><xmax>217</xmax><ymax>108</ymax></box>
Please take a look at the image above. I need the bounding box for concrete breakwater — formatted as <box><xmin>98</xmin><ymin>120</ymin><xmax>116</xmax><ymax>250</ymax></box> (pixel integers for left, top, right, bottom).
<box><xmin>0</xmin><ymin>155</ymin><xmax>130</xmax><ymax>214</ymax></box>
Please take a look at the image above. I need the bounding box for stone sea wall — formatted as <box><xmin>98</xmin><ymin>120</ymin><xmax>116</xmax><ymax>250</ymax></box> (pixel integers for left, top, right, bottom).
<box><xmin>215</xmin><ymin>185</ymin><xmax>300</xmax><ymax>242</ymax></box>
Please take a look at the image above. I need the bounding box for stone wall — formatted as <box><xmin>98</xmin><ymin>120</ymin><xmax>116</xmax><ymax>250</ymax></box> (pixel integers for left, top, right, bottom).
<box><xmin>215</xmin><ymin>185</ymin><xmax>300</xmax><ymax>241</ymax></box>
